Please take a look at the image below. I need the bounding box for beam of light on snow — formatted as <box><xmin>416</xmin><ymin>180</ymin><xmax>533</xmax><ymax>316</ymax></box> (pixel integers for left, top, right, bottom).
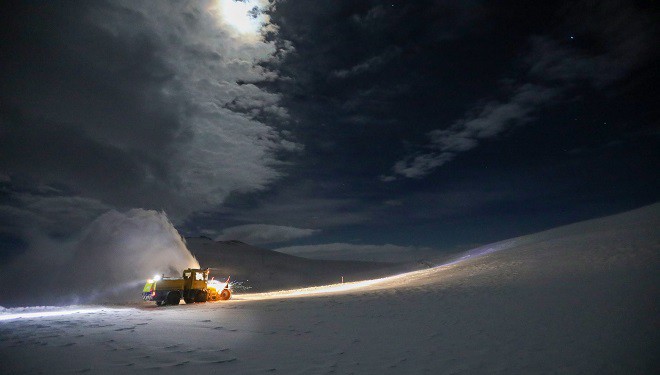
<box><xmin>235</xmin><ymin>240</ymin><xmax>521</xmax><ymax>301</ymax></box>
<box><xmin>238</xmin><ymin>278</ymin><xmax>390</xmax><ymax>300</ymax></box>
<box><xmin>440</xmin><ymin>239</ymin><xmax>520</xmax><ymax>267</ymax></box>
<box><xmin>236</xmin><ymin>268</ymin><xmax>442</xmax><ymax>301</ymax></box>
<box><xmin>0</xmin><ymin>308</ymin><xmax>107</xmax><ymax>322</ymax></box>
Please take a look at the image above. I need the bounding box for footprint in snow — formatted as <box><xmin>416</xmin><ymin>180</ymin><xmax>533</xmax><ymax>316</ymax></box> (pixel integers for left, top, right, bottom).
<box><xmin>114</xmin><ymin>327</ymin><xmax>136</xmax><ymax>332</ymax></box>
<box><xmin>213</xmin><ymin>357</ymin><xmax>237</xmax><ymax>364</ymax></box>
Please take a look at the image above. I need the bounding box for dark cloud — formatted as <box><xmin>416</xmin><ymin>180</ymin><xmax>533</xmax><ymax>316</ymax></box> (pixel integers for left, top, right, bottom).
<box><xmin>385</xmin><ymin>0</ymin><xmax>656</xmax><ymax>179</ymax></box>
<box><xmin>0</xmin><ymin>193</ymin><xmax>110</xmax><ymax>239</ymax></box>
<box><xmin>332</xmin><ymin>47</ymin><xmax>401</xmax><ymax>79</ymax></box>
<box><xmin>536</xmin><ymin>0</ymin><xmax>655</xmax><ymax>87</ymax></box>
<box><xmin>215</xmin><ymin>223</ymin><xmax>320</xmax><ymax>245</ymax></box>
<box><xmin>220</xmin><ymin>195</ymin><xmax>372</xmax><ymax>229</ymax></box>
<box><xmin>388</xmin><ymin>84</ymin><xmax>559</xmax><ymax>179</ymax></box>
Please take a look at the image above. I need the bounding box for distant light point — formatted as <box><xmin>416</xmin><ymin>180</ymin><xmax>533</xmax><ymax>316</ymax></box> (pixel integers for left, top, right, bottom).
<box><xmin>570</xmin><ymin>36</ymin><xmax>575</xmax><ymax>40</ymax></box>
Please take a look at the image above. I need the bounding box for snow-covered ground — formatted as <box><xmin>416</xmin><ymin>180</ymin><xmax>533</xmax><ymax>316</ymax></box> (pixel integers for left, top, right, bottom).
<box><xmin>1</xmin><ymin>204</ymin><xmax>658</xmax><ymax>374</ymax></box>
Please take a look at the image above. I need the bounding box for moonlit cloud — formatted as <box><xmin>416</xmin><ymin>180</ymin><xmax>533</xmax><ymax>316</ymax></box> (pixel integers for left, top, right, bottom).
<box><xmin>95</xmin><ymin>0</ymin><xmax>294</xmax><ymax>212</ymax></box>
<box><xmin>0</xmin><ymin>0</ymin><xmax>296</xmax><ymax>220</ymax></box>
<box><xmin>210</xmin><ymin>0</ymin><xmax>268</xmax><ymax>38</ymax></box>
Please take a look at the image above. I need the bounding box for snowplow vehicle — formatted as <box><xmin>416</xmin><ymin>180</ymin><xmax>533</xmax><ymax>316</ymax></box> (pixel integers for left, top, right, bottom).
<box><xmin>142</xmin><ymin>268</ymin><xmax>232</xmax><ymax>306</ymax></box>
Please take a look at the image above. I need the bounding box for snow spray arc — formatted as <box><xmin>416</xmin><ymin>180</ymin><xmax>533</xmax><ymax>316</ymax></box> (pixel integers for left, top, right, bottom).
<box><xmin>57</xmin><ymin>209</ymin><xmax>200</xmax><ymax>303</ymax></box>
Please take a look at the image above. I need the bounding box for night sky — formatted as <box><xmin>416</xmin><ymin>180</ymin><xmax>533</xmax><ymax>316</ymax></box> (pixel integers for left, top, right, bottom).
<box><xmin>1</xmin><ymin>1</ymin><xmax>658</xmax><ymax>262</ymax></box>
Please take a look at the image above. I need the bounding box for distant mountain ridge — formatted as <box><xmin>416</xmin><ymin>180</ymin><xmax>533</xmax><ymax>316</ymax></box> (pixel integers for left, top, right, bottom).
<box><xmin>184</xmin><ymin>237</ymin><xmax>420</xmax><ymax>292</ymax></box>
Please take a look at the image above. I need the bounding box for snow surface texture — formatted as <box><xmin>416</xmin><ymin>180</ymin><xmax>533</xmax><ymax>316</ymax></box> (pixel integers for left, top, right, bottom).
<box><xmin>0</xmin><ymin>209</ymin><xmax>199</xmax><ymax>306</ymax></box>
<box><xmin>1</xmin><ymin>204</ymin><xmax>658</xmax><ymax>374</ymax></box>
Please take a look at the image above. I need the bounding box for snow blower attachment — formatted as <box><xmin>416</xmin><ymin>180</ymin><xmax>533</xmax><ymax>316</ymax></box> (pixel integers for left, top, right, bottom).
<box><xmin>142</xmin><ymin>268</ymin><xmax>232</xmax><ymax>306</ymax></box>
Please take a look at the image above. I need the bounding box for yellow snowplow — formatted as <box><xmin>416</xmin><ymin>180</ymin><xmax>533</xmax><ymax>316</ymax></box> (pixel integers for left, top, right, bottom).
<box><xmin>142</xmin><ymin>268</ymin><xmax>231</xmax><ymax>306</ymax></box>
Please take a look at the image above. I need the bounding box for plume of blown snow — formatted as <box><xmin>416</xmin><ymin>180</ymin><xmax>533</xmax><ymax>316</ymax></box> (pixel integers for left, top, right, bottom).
<box><xmin>0</xmin><ymin>209</ymin><xmax>199</xmax><ymax>306</ymax></box>
<box><xmin>58</xmin><ymin>209</ymin><xmax>199</xmax><ymax>303</ymax></box>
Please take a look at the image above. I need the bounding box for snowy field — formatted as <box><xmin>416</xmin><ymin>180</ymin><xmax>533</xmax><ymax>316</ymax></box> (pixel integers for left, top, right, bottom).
<box><xmin>1</xmin><ymin>204</ymin><xmax>658</xmax><ymax>374</ymax></box>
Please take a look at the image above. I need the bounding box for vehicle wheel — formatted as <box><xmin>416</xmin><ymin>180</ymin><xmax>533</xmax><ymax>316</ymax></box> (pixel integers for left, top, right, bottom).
<box><xmin>195</xmin><ymin>290</ymin><xmax>208</xmax><ymax>303</ymax></box>
<box><xmin>184</xmin><ymin>297</ymin><xmax>194</xmax><ymax>304</ymax></box>
<box><xmin>219</xmin><ymin>289</ymin><xmax>231</xmax><ymax>301</ymax></box>
<box><xmin>156</xmin><ymin>301</ymin><xmax>163</xmax><ymax>306</ymax></box>
<box><xmin>208</xmin><ymin>291</ymin><xmax>219</xmax><ymax>301</ymax></box>
<box><xmin>167</xmin><ymin>292</ymin><xmax>181</xmax><ymax>305</ymax></box>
